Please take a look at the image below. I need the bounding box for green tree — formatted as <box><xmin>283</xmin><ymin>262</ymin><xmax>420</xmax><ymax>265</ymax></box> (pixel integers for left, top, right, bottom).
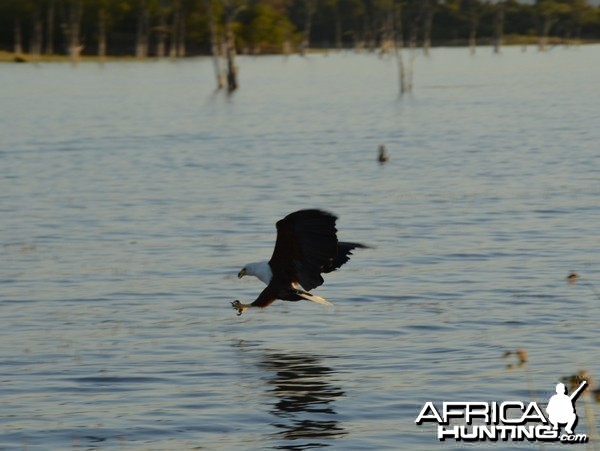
<box><xmin>1</xmin><ymin>0</ymin><xmax>34</xmax><ymax>55</ymax></box>
<box><xmin>240</xmin><ymin>3</ymin><xmax>294</xmax><ymax>53</ymax></box>
<box><xmin>566</xmin><ymin>0</ymin><xmax>595</xmax><ymax>41</ymax></box>
<box><xmin>90</xmin><ymin>0</ymin><xmax>129</xmax><ymax>58</ymax></box>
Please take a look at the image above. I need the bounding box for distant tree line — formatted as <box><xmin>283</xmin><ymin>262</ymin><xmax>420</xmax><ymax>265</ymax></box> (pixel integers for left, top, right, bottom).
<box><xmin>1</xmin><ymin>0</ymin><xmax>599</xmax><ymax>60</ymax></box>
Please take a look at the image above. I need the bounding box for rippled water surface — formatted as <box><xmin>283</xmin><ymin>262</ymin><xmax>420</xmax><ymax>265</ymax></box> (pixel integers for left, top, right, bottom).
<box><xmin>1</xmin><ymin>46</ymin><xmax>599</xmax><ymax>450</ymax></box>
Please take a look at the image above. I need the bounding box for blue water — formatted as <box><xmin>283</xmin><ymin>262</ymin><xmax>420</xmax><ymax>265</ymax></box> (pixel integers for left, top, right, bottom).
<box><xmin>1</xmin><ymin>45</ymin><xmax>599</xmax><ymax>450</ymax></box>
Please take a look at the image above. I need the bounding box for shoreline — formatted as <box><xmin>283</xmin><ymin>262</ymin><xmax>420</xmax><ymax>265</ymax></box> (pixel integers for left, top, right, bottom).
<box><xmin>2</xmin><ymin>39</ymin><xmax>597</xmax><ymax>63</ymax></box>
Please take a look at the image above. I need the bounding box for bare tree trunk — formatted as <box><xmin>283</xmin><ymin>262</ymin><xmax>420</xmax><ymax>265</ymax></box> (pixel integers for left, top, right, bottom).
<box><xmin>31</xmin><ymin>6</ymin><xmax>43</xmax><ymax>58</ymax></box>
<box><xmin>300</xmin><ymin>0</ymin><xmax>314</xmax><ymax>55</ymax></box>
<box><xmin>166</xmin><ymin>2</ymin><xmax>186</xmax><ymax>58</ymax></box>
<box><xmin>205</xmin><ymin>0</ymin><xmax>225</xmax><ymax>90</ymax></box>
<box><xmin>46</xmin><ymin>0</ymin><xmax>55</xmax><ymax>54</ymax></box>
<box><xmin>14</xmin><ymin>18</ymin><xmax>23</xmax><ymax>55</ymax></box>
<box><xmin>136</xmin><ymin>6</ymin><xmax>150</xmax><ymax>58</ymax></box>
<box><xmin>572</xmin><ymin>9</ymin><xmax>582</xmax><ymax>45</ymax></box>
<box><xmin>493</xmin><ymin>3</ymin><xmax>504</xmax><ymax>54</ymax></box>
<box><xmin>423</xmin><ymin>0</ymin><xmax>434</xmax><ymax>56</ymax></box>
<box><xmin>469</xmin><ymin>27</ymin><xmax>477</xmax><ymax>55</ymax></box>
<box><xmin>465</xmin><ymin>2</ymin><xmax>481</xmax><ymax>56</ymax></box>
<box><xmin>409</xmin><ymin>25</ymin><xmax>419</xmax><ymax>91</ymax></box>
<box><xmin>380</xmin><ymin>7</ymin><xmax>394</xmax><ymax>54</ymax></box>
<box><xmin>392</xmin><ymin>5</ymin><xmax>407</xmax><ymax>96</ymax></box>
<box><xmin>224</xmin><ymin>5</ymin><xmax>238</xmax><ymax>92</ymax></box>
<box><xmin>67</xmin><ymin>1</ymin><xmax>84</xmax><ymax>64</ymax></box>
<box><xmin>333</xmin><ymin>2</ymin><xmax>342</xmax><ymax>50</ymax></box>
<box><xmin>98</xmin><ymin>8</ymin><xmax>107</xmax><ymax>59</ymax></box>
<box><xmin>538</xmin><ymin>16</ymin><xmax>553</xmax><ymax>51</ymax></box>
<box><xmin>177</xmin><ymin>8</ymin><xmax>186</xmax><ymax>57</ymax></box>
<box><xmin>156</xmin><ymin>10</ymin><xmax>166</xmax><ymax>57</ymax></box>
<box><xmin>393</xmin><ymin>3</ymin><xmax>417</xmax><ymax>96</ymax></box>
<box><xmin>408</xmin><ymin>45</ymin><xmax>417</xmax><ymax>92</ymax></box>
<box><xmin>169</xmin><ymin>1</ymin><xmax>179</xmax><ymax>57</ymax></box>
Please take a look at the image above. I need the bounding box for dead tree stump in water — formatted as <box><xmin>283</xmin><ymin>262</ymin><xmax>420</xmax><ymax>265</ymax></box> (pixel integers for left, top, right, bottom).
<box><xmin>224</xmin><ymin>5</ymin><xmax>238</xmax><ymax>93</ymax></box>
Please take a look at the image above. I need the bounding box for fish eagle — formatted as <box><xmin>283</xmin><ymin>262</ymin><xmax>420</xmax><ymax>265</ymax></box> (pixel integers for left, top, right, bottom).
<box><xmin>232</xmin><ymin>209</ymin><xmax>368</xmax><ymax>315</ymax></box>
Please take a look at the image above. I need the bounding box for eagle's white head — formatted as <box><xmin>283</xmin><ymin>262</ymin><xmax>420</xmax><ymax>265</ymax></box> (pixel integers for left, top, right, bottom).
<box><xmin>237</xmin><ymin>261</ymin><xmax>273</xmax><ymax>285</ymax></box>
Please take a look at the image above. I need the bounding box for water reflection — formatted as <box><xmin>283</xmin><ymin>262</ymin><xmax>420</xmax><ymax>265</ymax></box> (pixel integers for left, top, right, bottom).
<box><xmin>236</xmin><ymin>342</ymin><xmax>346</xmax><ymax>449</ymax></box>
<box><xmin>261</xmin><ymin>352</ymin><xmax>346</xmax><ymax>445</ymax></box>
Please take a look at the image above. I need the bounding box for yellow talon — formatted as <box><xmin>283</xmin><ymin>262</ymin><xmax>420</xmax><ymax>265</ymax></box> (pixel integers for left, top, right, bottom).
<box><xmin>231</xmin><ymin>300</ymin><xmax>249</xmax><ymax>316</ymax></box>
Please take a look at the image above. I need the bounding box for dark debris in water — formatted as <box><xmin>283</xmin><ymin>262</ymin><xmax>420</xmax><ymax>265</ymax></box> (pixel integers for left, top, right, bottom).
<box><xmin>567</xmin><ymin>272</ymin><xmax>579</xmax><ymax>285</ymax></box>
<box><xmin>502</xmin><ymin>349</ymin><xmax>528</xmax><ymax>370</ymax></box>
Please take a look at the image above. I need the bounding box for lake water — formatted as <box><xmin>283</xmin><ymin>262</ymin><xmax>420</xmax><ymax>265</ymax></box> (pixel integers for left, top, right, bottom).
<box><xmin>1</xmin><ymin>45</ymin><xmax>599</xmax><ymax>450</ymax></box>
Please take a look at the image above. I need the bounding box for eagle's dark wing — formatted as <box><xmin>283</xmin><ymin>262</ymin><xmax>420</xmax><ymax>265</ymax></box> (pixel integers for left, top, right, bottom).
<box><xmin>322</xmin><ymin>241</ymin><xmax>370</xmax><ymax>274</ymax></box>
<box><xmin>269</xmin><ymin>209</ymin><xmax>338</xmax><ymax>291</ymax></box>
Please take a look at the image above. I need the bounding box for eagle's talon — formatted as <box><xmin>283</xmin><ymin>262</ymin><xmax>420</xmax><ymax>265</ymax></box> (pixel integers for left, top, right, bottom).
<box><xmin>231</xmin><ymin>300</ymin><xmax>248</xmax><ymax>316</ymax></box>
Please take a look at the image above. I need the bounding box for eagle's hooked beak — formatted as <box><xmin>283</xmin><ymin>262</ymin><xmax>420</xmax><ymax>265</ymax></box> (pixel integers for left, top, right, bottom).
<box><xmin>238</xmin><ymin>268</ymin><xmax>246</xmax><ymax>279</ymax></box>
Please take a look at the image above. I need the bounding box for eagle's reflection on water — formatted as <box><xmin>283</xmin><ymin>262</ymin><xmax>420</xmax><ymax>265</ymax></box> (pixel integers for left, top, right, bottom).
<box><xmin>235</xmin><ymin>341</ymin><xmax>346</xmax><ymax>449</ymax></box>
<box><xmin>259</xmin><ymin>352</ymin><xmax>346</xmax><ymax>447</ymax></box>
